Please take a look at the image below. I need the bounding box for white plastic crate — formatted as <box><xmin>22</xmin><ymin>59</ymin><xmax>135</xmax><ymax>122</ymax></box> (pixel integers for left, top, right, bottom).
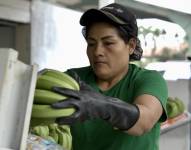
<box><xmin>0</xmin><ymin>49</ymin><xmax>38</xmax><ymax>150</ymax></box>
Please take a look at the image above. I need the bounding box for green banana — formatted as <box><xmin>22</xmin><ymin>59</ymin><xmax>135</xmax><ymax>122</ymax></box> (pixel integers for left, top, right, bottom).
<box><xmin>166</xmin><ymin>97</ymin><xmax>185</xmax><ymax>118</ymax></box>
<box><xmin>58</xmin><ymin>125</ymin><xmax>72</xmax><ymax>150</ymax></box>
<box><xmin>41</xmin><ymin>69</ymin><xmax>79</xmax><ymax>90</ymax></box>
<box><xmin>49</xmin><ymin>128</ymin><xmax>59</xmax><ymax>143</ymax></box>
<box><xmin>59</xmin><ymin>125</ymin><xmax>71</xmax><ymax>134</ymax></box>
<box><xmin>32</xmin><ymin>104</ymin><xmax>75</xmax><ymax>118</ymax></box>
<box><xmin>30</xmin><ymin>118</ymin><xmax>56</xmax><ymax>127</ymax></box>
<box><xmin>48</xmin><ymin>123</ymin><xmax>58</xmax><ymax>130</ymax></box>
<box><xmin>46</xmin><ymin>136</ymin><xmax>56</xmax><ymax>143</ymax></box>
<box><xmin>167</xmin><ymin>98</ymin><xmax>180</xmax><ymax>118</ymax></box>
<box><xmin>56</xmin><ymin>127</ymin><xmax>65</xmax><ymax>148</ymax></box>
<box><xmin>56</xmin><ymin>127</ymin><xmax>72</xmax><ymax>150</ymax></box>
<box><xmin>34</xmin><ymin>89</ymin><xmax>67</xmax><ymax>104</ymax></box>
<box><xmin>36</xmin><ymin>75</ymin><xmax>75</xmax><ymax>91</ymax></box>
<box><xmin>174</xmin><ymin>97</ymin><xmax>185</xmax><ymax>114</ymax></box>
<box><xmin>31</xmin><ymin>123</ymin><xmax>61</xmax><ymax>144</ymax></box>
<box><xmin>30</xmin><ymin>123</ymin><xmax>72</xmax><ymax>149</ymax></box>
<box><xmin>48</xmin><ymin>123</ymin><xmax>59</xmax><ymax>143</ymax></box>
<box><xmin>31</xmin><ymin>125</ymin><xmax>49</xmax><ymax>138</ymax></box>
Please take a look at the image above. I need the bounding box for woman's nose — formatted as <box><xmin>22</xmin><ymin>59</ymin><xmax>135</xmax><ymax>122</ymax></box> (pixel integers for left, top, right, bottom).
<box><xmin>94</xmin><ymin>43</ymin><xmax>104</xmax><ymax>56</ymax></box>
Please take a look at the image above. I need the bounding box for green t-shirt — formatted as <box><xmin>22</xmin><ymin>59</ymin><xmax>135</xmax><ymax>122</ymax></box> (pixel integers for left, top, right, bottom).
<box><xmin>67</xmin><ymin>64</ymin><xmax>168</xmax><ymax>150</ymax></box>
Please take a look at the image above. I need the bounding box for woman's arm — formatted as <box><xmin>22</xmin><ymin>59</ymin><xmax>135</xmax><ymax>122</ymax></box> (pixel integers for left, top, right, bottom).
<box><xmin>126</xmin><ymin>94</ymin><xmax>163</xmax><ymax>135</ymax></box>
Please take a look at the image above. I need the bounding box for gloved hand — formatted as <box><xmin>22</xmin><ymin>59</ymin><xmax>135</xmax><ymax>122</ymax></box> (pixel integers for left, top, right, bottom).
<box><xmin>51</xmin><ymin>73</ymin><xmax>140</xmax><ymax>130</ymax></box>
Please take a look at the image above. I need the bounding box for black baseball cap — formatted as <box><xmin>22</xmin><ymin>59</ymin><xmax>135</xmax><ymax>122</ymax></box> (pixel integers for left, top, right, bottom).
<box><xmin>80</xmin><ymin>3</ymin><xmax>143</xmax><ymax>60</ymax></box>
<box><xmin>80</xmin><ymin>3</ymin><xmax>138</xmax><ymax>37</ymax></box>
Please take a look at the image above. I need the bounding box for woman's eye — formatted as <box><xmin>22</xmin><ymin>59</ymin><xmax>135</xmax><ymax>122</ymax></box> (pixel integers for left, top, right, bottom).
<box><xmin>87</xmin><ymin>43</ymin><xmax>95</xmax><ymax>47</ymax></box>
<box><xmin>105</xmin><ymin>42</ymin><xmax>114</xmax><ymax>46</ymax></box>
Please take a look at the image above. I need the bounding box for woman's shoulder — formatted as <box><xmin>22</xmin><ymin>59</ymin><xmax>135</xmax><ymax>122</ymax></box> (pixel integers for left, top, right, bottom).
<box><xmin>130</xmin><ymin>63</ymin><xmax>164</xmax><ymax>81</ymax></box>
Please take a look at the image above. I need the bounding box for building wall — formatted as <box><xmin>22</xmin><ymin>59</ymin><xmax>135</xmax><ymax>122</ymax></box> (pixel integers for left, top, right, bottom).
<box><xmin>0</xmin><ymin>0</ymin><xmax>31</xmax><ymax>64</ymax></box>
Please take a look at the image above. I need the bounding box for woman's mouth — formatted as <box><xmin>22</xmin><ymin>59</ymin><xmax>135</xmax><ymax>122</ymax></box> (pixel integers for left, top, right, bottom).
<box><xmin>94</xmin><ymin>61</ymin><xmax>106</xmax><ymax>65</ymax></box>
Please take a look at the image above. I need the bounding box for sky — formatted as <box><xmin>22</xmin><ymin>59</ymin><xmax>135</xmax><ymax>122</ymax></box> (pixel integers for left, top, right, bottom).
<box><xmin>135</xmin><ymin>0</ymin><xmax>191</xmax><ymax>14</ymax></box>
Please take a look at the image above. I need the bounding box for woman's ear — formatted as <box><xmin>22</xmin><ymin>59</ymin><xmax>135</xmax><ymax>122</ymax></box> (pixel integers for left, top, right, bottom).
<box><xmin>128</xmin><ymin>38</ymin><xmax>136</xmax><ymax>55</ymax></box>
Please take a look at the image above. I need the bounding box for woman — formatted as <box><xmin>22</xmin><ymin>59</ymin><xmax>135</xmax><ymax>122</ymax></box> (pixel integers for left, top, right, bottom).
<box><xmin>51</xmin><ymin>3</ymin><xmax>168</xmax><ymax>150</ymax></box>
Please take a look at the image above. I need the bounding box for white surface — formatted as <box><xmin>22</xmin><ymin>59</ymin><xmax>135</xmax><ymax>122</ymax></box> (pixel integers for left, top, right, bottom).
<box><xmin>31</xmin><ymin>1</ymin><xmax>89</xmax><ymax>71</ymax></box>
<box><xmin>0</xmin><ymin>49</ymin><xmax>38</xmax><ymax>150</ymax></box>
<box><xmin>146</xmin><ymin>61</ymin><xmax>191</xmax><ymax>80</ymax></box>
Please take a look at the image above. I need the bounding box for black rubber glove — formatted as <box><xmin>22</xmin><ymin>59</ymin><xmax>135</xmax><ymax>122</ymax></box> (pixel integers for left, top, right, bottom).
<box><xmin>51</xmin><ymin>77</ymin><xmax>139</xmax><ymax>130</ymax></box>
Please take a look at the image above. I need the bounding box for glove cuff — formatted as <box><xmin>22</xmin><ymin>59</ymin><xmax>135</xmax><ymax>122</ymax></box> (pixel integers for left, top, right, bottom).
<box><xmin>104</xmin><ymin>99</ymin><xmax>140</xmax><ymax>130</ymax></box>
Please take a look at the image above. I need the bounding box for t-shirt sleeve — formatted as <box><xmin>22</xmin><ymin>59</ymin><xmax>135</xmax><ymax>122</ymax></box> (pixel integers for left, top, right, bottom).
<box><xmin>134</xmin><ymin>70</ymin><xmax>168</xmax><ymax>122</ymax></box>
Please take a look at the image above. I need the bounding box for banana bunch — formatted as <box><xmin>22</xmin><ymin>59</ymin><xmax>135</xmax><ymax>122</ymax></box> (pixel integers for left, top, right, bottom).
<box><xmin>31</xmin><ymin>69</ymin><xmax>79</xmax><ymax>121</ymax></box>
<box><xmin>31</xmin><ymin>124</ymin><xmax>72</xmax><ymax>150</ymax></box>
<box><xmin>30</xmin><ymin>69</ymin><xmax>79</xmax><ymax>150</ymax></box>
<box><xmin>166</xmin><ymin>97</ymin><xmax>185</xmax><ymax>119</ymax></box>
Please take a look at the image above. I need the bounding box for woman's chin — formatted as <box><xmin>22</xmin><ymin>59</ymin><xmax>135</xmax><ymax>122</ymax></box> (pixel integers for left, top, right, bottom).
<box><xmin>95</xmin><ymin>70</ymin><xmax>109</xmax><ymax>79</ymax></box>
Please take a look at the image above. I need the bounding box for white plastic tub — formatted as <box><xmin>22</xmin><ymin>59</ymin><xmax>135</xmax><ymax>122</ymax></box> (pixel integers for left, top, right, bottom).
<box><xmin>0</xmin><ymin>49</ymin><xmax>38</xmax><ymax>150</ymax></box>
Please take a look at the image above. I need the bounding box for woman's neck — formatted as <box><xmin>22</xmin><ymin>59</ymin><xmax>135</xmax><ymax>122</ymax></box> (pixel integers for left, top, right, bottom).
<box><xmin>96</xmin><ymin>66</ymin><xmax>129</xmax><ymax>91</ymax></box>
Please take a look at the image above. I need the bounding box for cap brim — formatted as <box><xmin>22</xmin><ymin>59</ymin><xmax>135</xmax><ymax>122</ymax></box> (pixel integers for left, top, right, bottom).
<box><xmin>80</xmin><ymin>9</ymin><xmax>126</xmax><ymax>26</ymax></box>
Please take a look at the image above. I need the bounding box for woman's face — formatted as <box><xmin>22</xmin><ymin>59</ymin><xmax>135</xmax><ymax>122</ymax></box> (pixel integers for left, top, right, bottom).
<box><xmin>86</xmin><ymin>22</ymin><xmax>134</xmax><ymax>81</ymax></box>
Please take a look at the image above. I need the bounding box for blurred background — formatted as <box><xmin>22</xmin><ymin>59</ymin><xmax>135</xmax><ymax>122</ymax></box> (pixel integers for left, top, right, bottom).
<box><xmin>0</xmin><ymin>0</ymin><xmax>190</xmax><ymax>150</ymax></box>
